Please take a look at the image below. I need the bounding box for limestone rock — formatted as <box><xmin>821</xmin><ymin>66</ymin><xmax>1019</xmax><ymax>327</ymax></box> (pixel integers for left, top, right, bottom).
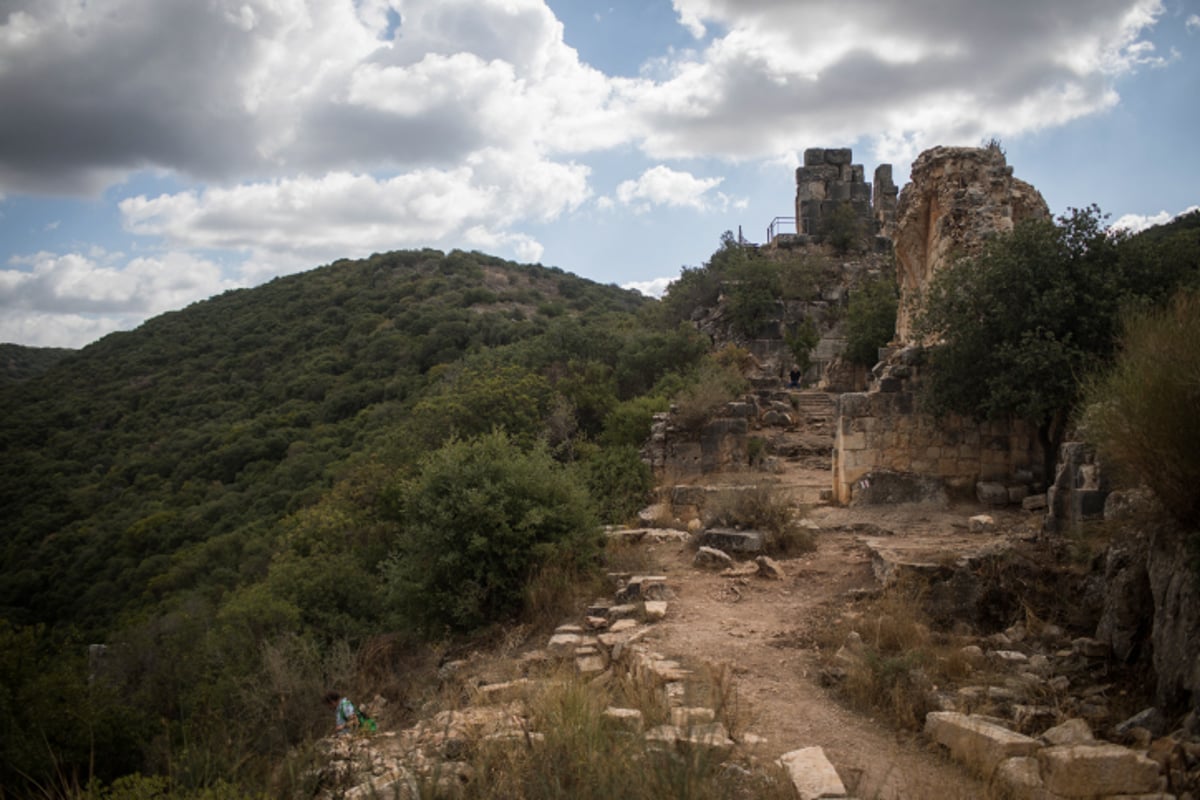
<box><xmin>968</xmin><ymin>514</ymin><xmax>996</xmax><ymax>533</ymax></box>
<box><xmin>699</xmin><ymin>528</ymin><xmax>764</xmax><ymax>554</ymax></box>
<box><xmin>1040</xmin><ymin>718</ymin><xmax>1094</xmax><ymax>747</ymax></box>
<box><xmin>694</xmin><ymin>545</ymin><xmax>734</xmax><ymax>569</ymax></box>
<box><xmin>1037</xmin><ymin>744</ymin><xmax>1161</xmax><ymax>797</ymax></box>
<box><xmin>777</xmin><ymin>746</ymin><xmax>848</xmax><ymax>800</ymax></box>
<box><xmin>643</xmin><ymin>600</ymin><xmax>668</xmax><ymax>621</ymax></box>
<box><xmin>893</xmin><ymin>145</ymin><xmax>1049</xmax><ymax>342</ymax></box>
<box><xmin>602</xmin><ymin>707</ymin><xmax>643</xmax><ymax>732</ymax></box>
<box><xmin>925</xmin><ymin>711</ymin><xmax>1041</xmax><ymax>778</ymax></box>
<box><xmin>976</xmin><ymin>482</ymin><xmax>1010</xmax><ymax>507</ymax></box>
<box><xmin>755</xmin><ymin>555</ymin><xmax>786</xmax><ymax>580</ymax></box>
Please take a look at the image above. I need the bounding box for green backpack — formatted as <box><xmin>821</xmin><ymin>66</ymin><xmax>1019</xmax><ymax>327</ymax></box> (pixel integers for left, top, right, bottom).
<box><xmin>356</xmin><ymin>708</ymin><xmax>377</xmax><ymax>733</ymax></box>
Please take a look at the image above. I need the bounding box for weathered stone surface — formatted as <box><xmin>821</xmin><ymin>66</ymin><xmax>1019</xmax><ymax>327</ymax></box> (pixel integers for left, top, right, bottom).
<box><xmin>977</xmin><ymin>481</ymin><xmax>1010</xmax><ymax>507</ymax></box>
<box><xmin>777</xmin><ymin>746</ymin><xmax>847</xmax><ymax>800</ymax></box>
<box><xmin>893</xmin><ymin>145</ymin><xmax>1049</xmax><ymax>341</ymax></box>
<box><xmin>755</xmin><ymin>555</ymin><xmax>786</xmax><ymax>580</ymax></box>
<box><xmin>1038</xmin><ymin>744</ymin><xmax>1161</xmax><ymax>797</ymax></box>
<box><xmin>618</xmin><ymin>575</ymin><xmax>670</xmax><ymax>602</ymax></box>
<box><xmin>969</xmin><ymin>514</ymin><xmax>996</xmax><ymax>533</ymax></box>
<box><xmin>925</xmin><ymin>711</ymin><xmax>1041</xmax><ymax>777</ymax></box>
<box><xmin>1039</xmin><ymin>718</ymin><xmax>1094</xmax><ymax>747</ymax></box>
<box><xmin>670</xmin><ymin>707</ymin><xmax>716</xmax><ymax>727</ymax></box>
<box><xmin>603</xmin><ymin>706</ymin><xmax>643</xmax><ymax>732</ymax></box>
<box><xmin>547</xmin><ymin>633</ymin><xmax>583</xmax><ymax>656</ymax></box>
<box><xmin>699</xmin><ymin>528</ymin><xmax>764</xmax><ymax>553</ymax></box>
<box><xmin>643</xmin><ymin>600</ymin><xmax>668</xmax><ymax>621</ymax></box>
<box><xmin>849</xmin><ymin>469</ymin><xmax>948</xmax><ymax>506</ymax></box>
<box><xmin>991</xmin><ymin>756</ymin><xmax>1054</xmax><ymax>800</ymax></box>
<box><xmin>1022</xmin><ymin>493</ymin><xmax>1048</xmax><ymax>511</ymax></box>
<box><xmin>694</xmin><ymin>545</ymin><xmax>734</xmax><ymax>569</ymax></box>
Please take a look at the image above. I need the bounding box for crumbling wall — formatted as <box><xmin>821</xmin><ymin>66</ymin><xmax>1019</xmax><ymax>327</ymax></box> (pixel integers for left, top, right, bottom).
<box><xmin>795</xmin><ymin>148</ymin><xmax>886</xmax><ymax>240</ymax></box>
<box><xmin>832</xmin><ymin>350</ymin><xmax>1040</xmax><ymax>505</ymax></box>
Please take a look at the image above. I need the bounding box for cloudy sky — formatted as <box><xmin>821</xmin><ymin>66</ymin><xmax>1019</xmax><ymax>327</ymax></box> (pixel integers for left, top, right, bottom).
<box><xmin>1</xmin><ymin>0</ymin><xmax>1197</xmax><ymax>348</ymax></box>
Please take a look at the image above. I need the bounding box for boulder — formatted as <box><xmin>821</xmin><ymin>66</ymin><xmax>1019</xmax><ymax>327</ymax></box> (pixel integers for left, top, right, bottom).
<box><xmin>699</xmin><ymin>528</ymin><xmax>765</xmax><ymax>553</ymax></box>
<box><xmin>1037</xmin><ymin>744</ymin><xmax>1161</xmax><ymax>797</ymax></box>
<box><xmin>925</xmin><ymin>712</ymin><xmax>1041</xmax><ymax>778</ymax></box>
<box><xmin>755</xmin><ymin>555</ymin><xmax>786</xmax><ymax>580</ymax></box>
<box><xmin>968</xmin><ymin>514</ymin><xmax>996</xmax><ymax>533</ymax></box>
<box><xmin>977</xmin><ymin>482</ymin><xmax>1010</xmax><ymax>507</ymax></box>
<box><xmin>694</xmin><ymin>546</ymin><xmax>734</xmax><ymax>569</ymax></box>
<box><xmin>777</xmin><ymin>746</ymin><xmax>848</xmax><ymax>800</ymax></box>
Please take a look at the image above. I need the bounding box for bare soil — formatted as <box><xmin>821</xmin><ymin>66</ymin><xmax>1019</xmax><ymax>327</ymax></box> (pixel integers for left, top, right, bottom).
<box><xmin>629</xmin><ymin>499</ymin><xmax>1027</xmax><ymax>799</ymax></box>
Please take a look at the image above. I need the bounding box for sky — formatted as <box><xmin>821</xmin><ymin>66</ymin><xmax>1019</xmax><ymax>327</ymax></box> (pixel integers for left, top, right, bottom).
<box><xmin>1</xmin><ymin>0</ymin><xmax>1197</xmax><ymax>348</ymax></box>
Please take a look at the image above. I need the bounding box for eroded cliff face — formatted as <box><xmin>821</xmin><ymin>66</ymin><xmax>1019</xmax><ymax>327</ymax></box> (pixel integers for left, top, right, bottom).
<box><xmin>892</xmin><ymin>146</ymin><xmax>1049</xmax><ymax>342</ymax></box>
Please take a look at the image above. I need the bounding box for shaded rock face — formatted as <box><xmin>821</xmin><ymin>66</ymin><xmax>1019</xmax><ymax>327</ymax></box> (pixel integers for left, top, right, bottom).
<box><xmin>892</xmin><ymin>146</ymin><xmax>1050</xmax><ymax>342</ymax></box>
<box><xmin>1094</xmin><ymin>490</ymin><xmax>1200</xmax><ymax>718</ymax></box>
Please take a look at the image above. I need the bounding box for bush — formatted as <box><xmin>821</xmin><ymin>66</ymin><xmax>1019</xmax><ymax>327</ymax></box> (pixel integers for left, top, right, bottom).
<box><xmin>844</xmin><ymin>274</ymin><xmax>898</xmax><ymax>366</ymax></box>
<box><xmin>383</xmin><ymin>432</ymin><xmax>601</xmax><ymax>634</ymax></box>
<box><xmin>672</xmin><ymin>357</ymin><xmax>748</xmax><ymax>432</ymax></box>
<box><xmin>701</xmin><ymin>484</ymin><xmax>814</xmax><ymax>555</ymax></box>
<box><xmin>579</xmin><ymin>444</ymin><xmax>653</xmax><ymax>525</ymax></box>
<box><xmin>1079</xmin><ymin>288</ymin><xmax>1200</xmax><ymax>526</ymax></box>
<box><xmin>820</xmin><ymin>202</ymin><xmax>865</xmax><ymax>254</ymax></box>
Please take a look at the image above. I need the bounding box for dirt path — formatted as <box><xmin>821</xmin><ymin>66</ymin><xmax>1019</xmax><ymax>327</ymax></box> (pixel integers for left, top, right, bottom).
<box><xmin>632</xmin><ymin>504</ymin><xmax>994</xmax><ymax>799</ymax></box>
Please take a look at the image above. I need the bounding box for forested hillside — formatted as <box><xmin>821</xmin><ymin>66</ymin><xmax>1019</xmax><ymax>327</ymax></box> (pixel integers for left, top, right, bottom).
<box><xmin>0</xmin><ymin>247</ymin><xmax>721</xmax><ymax>795</ymax></box>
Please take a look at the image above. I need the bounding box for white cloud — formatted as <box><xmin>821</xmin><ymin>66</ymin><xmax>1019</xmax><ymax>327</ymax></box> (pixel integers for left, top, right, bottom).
<box><xmin>630</xmin><ymin>0</ymin><xmax>1168</xmax><ymax>165</ymax></box>
<box><xmin>1</xmin><ymin>250</ymin><xmax>239</xmax><ymax>315</ymax></box>
<box><xmin>1187</xmin><ymin>15</ymin><xmax>1200</xmax><ymax>34</ymax></box>
<box><xmin>623</xmin><ymin>276</ymin><xmax>675</xmax><ymax>298</ymax></box>
<box><xmin>614</xmin><ymin>165</ymin><xmax>727</xmax><ymax>212</ymax></box>
<box><xmin>119</xmin><ymin>155</ymin><xmax>589</xmax><ymax>266</ymax></box>
<box><xmin>1110</xmin><ymin>205</ymin><xmax>1200</xmax><ymax>233</ymax></box>
<box><xmin>0</xmin><ymin>249</ymin><xmax>242</xmax><ymax>347</ymax></box>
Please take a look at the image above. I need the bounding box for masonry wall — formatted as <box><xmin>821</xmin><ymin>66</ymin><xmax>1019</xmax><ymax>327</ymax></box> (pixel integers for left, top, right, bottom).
<box><xmin>833</xmin><ymin>388</ymin><xmax>1040</xmax><ymax>504</ymax></box>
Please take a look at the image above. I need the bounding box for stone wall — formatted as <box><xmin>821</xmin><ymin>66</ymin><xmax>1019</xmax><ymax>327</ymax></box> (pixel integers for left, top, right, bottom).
<box><xmin>832</xmin><ymin>351</ymin><xmax>1040</xmax><ymax>504</ymax></box>
<box><xmin>795</xmin><ymin>147</ymin><xmax>894</xmax><ymax>241</ymax></box>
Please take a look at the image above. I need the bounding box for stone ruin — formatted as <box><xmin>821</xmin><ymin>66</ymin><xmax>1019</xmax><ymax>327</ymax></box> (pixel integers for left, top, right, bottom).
<box><xmin>893</xmin><ymin>145</ymin><xmax>1049</xmax><ymax>342</ymax></box>
<box><xmin>794</xmin><ymin>147</ymin><xmax>897</xmax><ymax>245</ymax></box>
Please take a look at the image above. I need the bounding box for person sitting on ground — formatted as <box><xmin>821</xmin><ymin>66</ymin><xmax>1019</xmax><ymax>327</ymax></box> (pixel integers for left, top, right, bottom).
<box><xmin>788</xmin><ymin>366</ymin><xmax>802</xmax><ymax>388</ymax></box>
<box><xmin>323</xmin><ymin>690</ymin><xmax>359</xmax><ymax>736</ymax></box>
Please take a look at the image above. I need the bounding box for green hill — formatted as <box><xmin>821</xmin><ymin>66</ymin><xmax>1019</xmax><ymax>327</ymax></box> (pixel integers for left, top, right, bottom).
<box><xmin>0</xmin><ymin>249</ymin><xmax>700</xmax><ymax>635</ymax></box>
<box><xmin>0</xmin><ymin>342</ymin><xmax>74</xmax><ymax>385</ymax></box>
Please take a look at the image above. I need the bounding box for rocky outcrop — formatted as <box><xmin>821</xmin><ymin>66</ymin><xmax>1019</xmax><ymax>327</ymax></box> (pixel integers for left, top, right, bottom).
<box><xmin>892</xmin><ymin>146</ymin><xmax>1049</xmax><ymax>342</ymax></box>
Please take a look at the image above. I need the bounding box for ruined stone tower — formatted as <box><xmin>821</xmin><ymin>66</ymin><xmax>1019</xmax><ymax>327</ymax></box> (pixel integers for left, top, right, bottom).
<box><xmin>795</xmin><ymin>147</ymin><xmax>896</xmax><ymax>243</ymax></box>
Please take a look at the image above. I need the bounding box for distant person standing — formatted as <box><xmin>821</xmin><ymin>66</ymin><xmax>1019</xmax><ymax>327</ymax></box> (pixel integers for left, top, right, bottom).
<box><xmin>789</xmin><ymin>366</ymin><xmax>802</xmax><ymax>388</ymax></box>
<box><xmin>323</xmin><ymin>690</ymin><xmax>359</xmax><ymax>736</ymax></box>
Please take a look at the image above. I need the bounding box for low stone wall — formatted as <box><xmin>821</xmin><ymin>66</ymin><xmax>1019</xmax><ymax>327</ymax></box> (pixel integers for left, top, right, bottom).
<box><xmin>833</xmin><ymin>388</ymin><xmax>1040</xmax><ymax>504</ymax></box>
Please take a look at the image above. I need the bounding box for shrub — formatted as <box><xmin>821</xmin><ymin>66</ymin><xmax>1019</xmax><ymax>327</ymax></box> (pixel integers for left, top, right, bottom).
<box><xmin>579</xmin><ymin>444</ymin><xmax>654</xmax><ymax>525</ymax></box>
<box><xmin>702</xmin><ymin>484</ymin><xmax>814</xmax><ymax>555</ymax></box>
<box><xmin>382</xmin><ymin>432</ymin><xmax>601</xmax><ymax>634</ymax></box>
<box><xmin>844</xmin><ymin>274</ymin><xmax>898</xmax><ymax>366</ymax></box>
<box><xmin>1079</xmin><ymin>288</ymin><xmax>1200</xmax><ymax>526</ymax></box>
<box><xmin>672</xmin><ymin>357</ymin><xmax>748</xmax><ymax>432</ymax></box>
<box><xmin>820</xmin><ymin>202</ymin><xmax>865</xmax><ymax>254</ymax></box>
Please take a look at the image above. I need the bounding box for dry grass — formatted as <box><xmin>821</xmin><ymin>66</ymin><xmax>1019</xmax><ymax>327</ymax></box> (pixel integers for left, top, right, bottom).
<box><xmin>827</xmin><ymin>579</ymin><xmax>988</xmax><ymax>731</ymax></box>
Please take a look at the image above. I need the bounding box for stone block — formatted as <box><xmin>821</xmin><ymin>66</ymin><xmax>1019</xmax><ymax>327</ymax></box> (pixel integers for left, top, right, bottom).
<box><xmin>1038</xmin><ymin>744</ymin><xmax>1161</xmax><ymax>796</ymax></box>
<box><xmin>603</xmin><ymin>706</ymin><xmax>643</xmax><ymax>732</ymax></box>
<box><xmin>643</xmin><ymin>600</ymin><xmax>668</xmax><ymax>621</ymax></box>
<box><xmin>1022</xmin><ymin>493</ymin><xmax>1048</xmax><ymax>511</ymax></box>
<box><xmin>925</xmin><ymin>711</ymin><xmax>1041</xmax><ymax>778</ymax></box>
<box><xmin>977</xmin><ymin>481</ymin><xmax>1010</xmax><ymax>506</ymax></box>
<box><xmin>991</xmin><ymin>756</ymin><xmax>1056</xmax><ymax>800</ymax></box>
<box><xmin>777</xmin><ymin>746</ymin><xmax>847</xmax><ymax>800</ymax></box>
<box><xmin>699</xmin><ymin>528</ymin><xmax>764</xmax><ymax>553</ymax></box>
<box><xmin>969</xmin><ymin>514</ymin><xmax>996</xmax><ymax>533</ymax></box>
<box><xmin>1008</xmin><ymin>484</ymin><xmax>1030</xmax><ymax>503</ymax></box>
<box><xmin>1040</xmin><ymin>718</ymin><xmax>1094</xmax><ymax>746</ymax></box>
<box><xmin>824</xmin><ymin>148</ymin><xmax>852</xmax><ymax>165</ymax></box>
<box><xmin>694</xmin><ymin>545</ymin><xmax>734</xmax><ymax>569</ymax></box>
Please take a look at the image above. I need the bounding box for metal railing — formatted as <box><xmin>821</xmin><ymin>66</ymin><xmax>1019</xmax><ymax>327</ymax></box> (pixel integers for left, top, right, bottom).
<box><xmin>766</xmin><ymin>216</ymin><xmax>796</xmax><ymax>241</ymax></box>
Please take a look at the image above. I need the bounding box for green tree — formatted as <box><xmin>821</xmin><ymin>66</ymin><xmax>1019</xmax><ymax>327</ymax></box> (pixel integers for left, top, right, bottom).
<box><xmin>844</xmin><ymin>274</ymin><xmax>898</xmax><ymax>366</ymax></box>
<box><xmin>784</xmin><ymin>320</ymin><xmax>820</xmax><ymax>376</ymax></box>
<box><xmin>382</xmin><ymin>432</ymin><xmax>600</xmax><ymax>634</ymax></box>
<box><xmin>913</xmin><ymin>207</ymin><xmax>1126</xmax><ymax>481</ymax></box>
<box><xmin>820</xmin><ymin>202</ymin><xmax>866</xmax><ymax>254</ymax></box>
